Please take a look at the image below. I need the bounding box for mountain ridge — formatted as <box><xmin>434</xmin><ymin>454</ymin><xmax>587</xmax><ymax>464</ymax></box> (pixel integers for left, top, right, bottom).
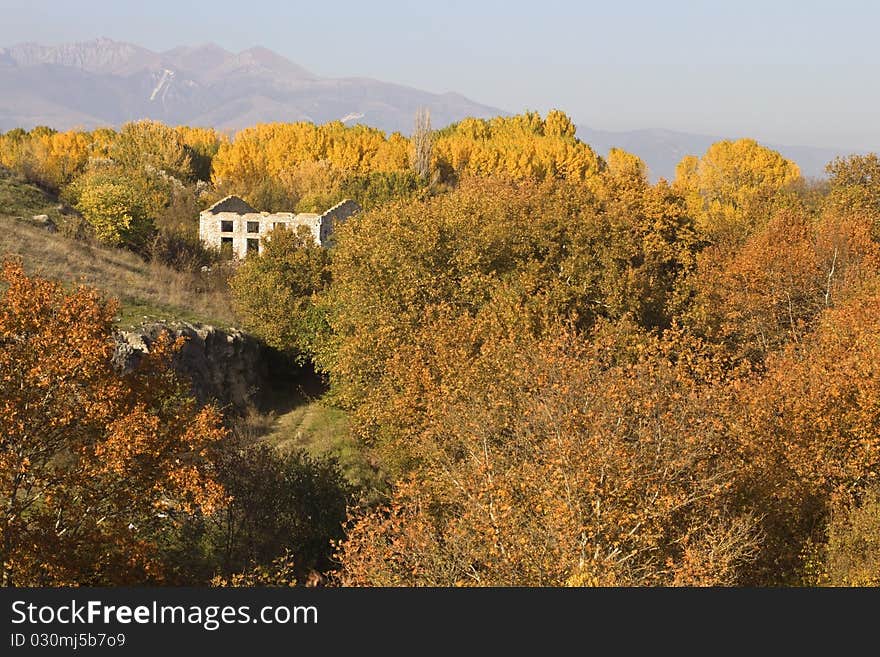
<box><xmin>0</xmin><ymin>38</ymin><xmax>501</xmax><ymax>135</ymax></box>
<box><xmin>0</xmin><ymin>39</ymin><xmax>863</xmax><ymax>178</ymax></box>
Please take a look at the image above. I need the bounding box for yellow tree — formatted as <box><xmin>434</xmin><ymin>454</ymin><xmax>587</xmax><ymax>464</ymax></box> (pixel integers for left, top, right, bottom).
<box><xmin>66</xmin><ymin>166</ymin><xmax>163</xmax><ymax>249</ymax></box>
<box><xmin>433</xmin><ymin>111</ymin><xmax>604</xmax><ymax>183</ymax></box>
<box><xmin>111</xmin><ymin>120</ymin><xmax>194</xmax><ymax>181</ymax></box>
<box><xmin>176</xmin><ymin>125</ymin><xmax>226</xmax><ymax>181</ymax></box>
<box><xmin>543</xmin><ymin>109</ymin><xmax>577</xmax><ymax>139</ymax></box>
<box><xmin>674</xmin><ymin>139</ymin><xmax>801</xmax><ymax>243</ymax></box>
<box><xmin>0</xmin><ymin>128</ymin><xmax>93</xmax><ymax>190</ymax></box>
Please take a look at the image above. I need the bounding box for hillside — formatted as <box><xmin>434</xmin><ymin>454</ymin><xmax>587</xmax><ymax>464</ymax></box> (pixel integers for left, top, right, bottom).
<box><xmin>0</xmin><ymin>217</ymin><xmax>234</xmax><ymax>328</ymax></box>
<box><xmin>0</xmin><ymin>171</ymin><xmax>233</xmax><ymax>328</ymax></box>
<box><xmin>0</xmin><ymin>167</ymin><xmax>65</xmax><ymax>222</ymax></box>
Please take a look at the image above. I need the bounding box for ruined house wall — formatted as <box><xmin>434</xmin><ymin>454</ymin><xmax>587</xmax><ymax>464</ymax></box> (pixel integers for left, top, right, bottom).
<box><xmin>114</xmin><ymin>321</ymin><xmax>274</xmax><ymax>411</ymax></box>
<box><xmin>198</xmin><ymin>196</ymin><xmax>360</xmax><ymax>257</ymax></box>
<box><xmin>199</xmin><ymin>211</ymin><xmax>321</xmax><ymax>257</ymax></box>
<box><xmin>205</xmin><ymin>196</ymin><xmax>255</xmax><ymax>214</ymax></box>
<box><xmin>318</xmin><ymin>199</ymin><xmax>360</xmax><ymax>245</ymax></box>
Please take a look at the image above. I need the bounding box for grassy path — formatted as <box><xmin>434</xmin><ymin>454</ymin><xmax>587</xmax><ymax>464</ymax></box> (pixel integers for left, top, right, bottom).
<box><xmin>261</xmin><ymin>396</ymin><xmax>384</xmax><ymax>497</ymax></box>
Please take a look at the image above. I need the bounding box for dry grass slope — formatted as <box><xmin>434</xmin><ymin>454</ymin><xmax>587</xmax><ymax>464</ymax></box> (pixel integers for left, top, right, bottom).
<box><xmin>0</xmin><ymin>218</ymin><xmax>234</xmax><ymax>328</ymax></box>
<box><xmin>1</xmin><ymin>170</ymin><xmax>363</xmax><ymax>488</ymax></box>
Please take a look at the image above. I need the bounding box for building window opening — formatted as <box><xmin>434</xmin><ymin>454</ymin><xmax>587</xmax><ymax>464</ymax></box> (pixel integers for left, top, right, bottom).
<box><xmin>220</xmin><ymin>237</ymin><xmax>233</xmax><ymax>259</ymax></box>
<box><xmin>220</xmin><ymin>220</ymin><xmax>234</xmax><ymax>232</ymax></box>
<box><xmin>247</xmin><ymin>221</ymin><xmax>260</xmax><ymax>233</ymax></box>
<box><xmin>246</xmin><ymin>238</ymin><xmax>260</xmax><ymax>254</ymax></box>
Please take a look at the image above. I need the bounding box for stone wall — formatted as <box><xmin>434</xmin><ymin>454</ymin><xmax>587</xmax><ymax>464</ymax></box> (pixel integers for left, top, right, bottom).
<box><xmin>199</xmin><ymin>210</ymin><xmax>321</xmax><ymax>258</ymax></box>
<box><xmin>113</xmin><ymin>322</ymin><xmax>275</xmax><ymax>411</ymax></box>
<box><xmin>198</xmin><ymin>195</ymin><xmax>361</xmax><ymax>257</ymax></box>
<box><xmin>319</xmin><ymin>199</ymin><xmax>360</xmax><ymax>245</ymax></box>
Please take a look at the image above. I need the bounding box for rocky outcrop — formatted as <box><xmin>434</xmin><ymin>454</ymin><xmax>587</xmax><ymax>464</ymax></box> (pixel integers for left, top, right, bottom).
<box><xmin>32</xmin><ymin>214</ymin><xmax>57</xmax><ymax>232</ymax></box>
<box><xmin>113</xmin><ymin>322</ymin><xmax>274</xmax><ymax>411</ymax></box>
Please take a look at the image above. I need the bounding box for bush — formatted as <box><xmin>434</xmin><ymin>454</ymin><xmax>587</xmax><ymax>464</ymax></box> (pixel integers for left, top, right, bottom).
<box><xmin>230</xmin><ymin>226</ymin><xmax>331</xmax><ymax>362</ymax></box>
<box><xmin>822</xmin><ymin>488</ymin><xmax>880</xmax><ymax>586</ymax></box>
<box><xmin>336</xmin><ymin>170</ymin><xmax>427</xmax><ymax>210</ymax></box>
<box><xmin>147</xmin><ymin>229</ymin><xmax>219</xmax><ymax>273</ymax></box>
<box><xmin>63</xmin><ymin>166</ymin><xmax>164</xmax><ymax>250</ymax></box>
<box><xmin>210</xmin><ymin>443</ymin><xmax>352</xmax><ymax>581</ymax></box>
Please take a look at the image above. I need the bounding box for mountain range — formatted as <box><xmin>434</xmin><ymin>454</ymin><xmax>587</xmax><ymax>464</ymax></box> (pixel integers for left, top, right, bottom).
<box><xmin>0</xmin><ymin>38</ymin><xmax>500</xmax><ymax>136</ymax></box>
<box><xmin>0</xmin><ymin>38</ymin><xmax>861</xmax><ymax>179</ymax></box>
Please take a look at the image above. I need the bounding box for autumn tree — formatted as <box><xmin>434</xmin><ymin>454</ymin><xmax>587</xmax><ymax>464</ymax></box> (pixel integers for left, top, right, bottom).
<box><xmin>230</xmin><ymin>225</ymin><xmax>332</xmax><ymax>362</ymax></box>
<box><xmin>825</xmin><ymin>153</ymin><xmax>880</xmax><ymax>239</ymax></box>
<box><xmin>673</xmin><ymin>139</ymin><xmax>801</xmax><ymax>243</ymax></box>
<box><xmin>317</xmin><ymin>176</ymin><xmax>607</xmax><ymax>409</ymax></box>
<box><xmin>336</xmin><ymin>170</ymin><xmax>426</xmax><ymax>210</ymax></box>
<box><xmin>817</xmin><ymin>487</ymin><xmax>880</xmax><ymax>586</ymax></box>
<box><xmin>318</xmin><ymin>176</ymin><xmax>699</xmax><ymax>411</ymax></box>
<box><xmin>0</xmin><ymin>128</ymin><xmax>95</xmax><ymax>191</ymax></box>
<box><xmin>543</xmin><ymin>109</ymin><xmax>577</xmax><ymax>140</ymax></box>
<box><xmin>605</xmin><ymin>147</ymin><xmax>649</xmax><ymax>188</ymax></box>
<box><xmin>110</xmin><ymin>120</ymin><xmax>195</xmax><ymax>182</ymax></box>
<box><xmin>0</xmin><ymin>261</ymin><xmax>226</xmax><ymax>585</ymax></box>
<box><xmin>682</xmin><ymin>207</ymin><xmax>879</xmax><ymax>366</ymax></box>
<box><xmin>175</xmin><ymin>125</ymin><xmax>225</xmax><ymax>182</ymax></box>
<box><xmin>337</xmin><ymin>314</ymin><xmax>758</xmax><ymax>586</ymax></box>
<box><xmin>63</xmin><ymin>165</ymin><xmax>164</xmax><ymax>249</ymax></box>
<box><xmin>337</xmin><ymin>248</ymin><xmax>880</xmax><ymax>586</ymax></box>
<box><xmin>211</xmin><ymin>121</ymin><xmax>410</xmax><ymax>211</ymax></box>
<box><xmin>728</xmin><ymin>287</ymin><xmax>880</xmax><ymax>582</ymax></box>
<box><xmin>90</xmin><ymin>127</ymin><xmax>118</xmax><ymax>158</ymax></box>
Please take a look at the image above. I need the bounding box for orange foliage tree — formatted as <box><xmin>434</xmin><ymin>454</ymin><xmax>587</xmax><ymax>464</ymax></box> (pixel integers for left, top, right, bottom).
<box><xmin>0</xmin><ymin>261</ymin><xmax>226</xmax><ymax>586</ymax></box>
<box><xmin>683</xmin><ymin>208</ymin><xmax>880</xmax><ymax>366</ymax></box>
<box><xmin>337</xmin><ymin>311</ymin><xmax>759</xmax><ymax>586</ymax></box>
<box><xmin>729</xmin><ymin>287</ymin><xmax>880</xmax><ymax>582</ymax></box>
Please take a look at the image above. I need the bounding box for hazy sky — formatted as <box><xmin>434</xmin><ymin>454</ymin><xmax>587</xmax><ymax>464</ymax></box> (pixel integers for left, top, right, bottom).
<box><xmin>1</xmin><ymin>0</ymin><xmax>877</xmax><ymax>150</ymax></box>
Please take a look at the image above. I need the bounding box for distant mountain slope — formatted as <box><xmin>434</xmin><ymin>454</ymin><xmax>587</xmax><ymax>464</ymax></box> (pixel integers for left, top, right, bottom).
<box><xmin>577</xmin><ymin>125</ymin><xmax>856</xmax><ymax>181</ymax></box>
<box><xmin>0</xmin><ymin>38</ymin><xmax>502</xmax><ymax>134</ymax></box>
<box><xmin>0</xmin><ymin>39</ymin><xmax>862</xmax><ymax>178</ymax></box>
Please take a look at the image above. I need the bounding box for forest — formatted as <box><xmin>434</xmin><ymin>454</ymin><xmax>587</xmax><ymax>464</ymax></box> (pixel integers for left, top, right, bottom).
<box><xmin>1</xmin><ymin>110</ymin><xmax>879</xmax><ymax>586</ymax></box>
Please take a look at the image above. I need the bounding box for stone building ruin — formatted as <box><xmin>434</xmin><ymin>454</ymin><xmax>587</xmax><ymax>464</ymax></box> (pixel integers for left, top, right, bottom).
<box><xmin>199</xmin><ymin>195</ymin><xmax>360</xmax><ymax>257</ymax></box>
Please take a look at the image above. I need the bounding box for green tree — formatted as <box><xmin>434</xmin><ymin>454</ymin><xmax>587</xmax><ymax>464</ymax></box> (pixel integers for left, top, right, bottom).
<box><xmin>66</xmin><ymin>166</ymin><xmax>161</xmax><ymax>249</ymax></box>
<box><xmin>230</xmin><ymin>226</ymin><xmax>332</xmax><ymax>362</ymax></box>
